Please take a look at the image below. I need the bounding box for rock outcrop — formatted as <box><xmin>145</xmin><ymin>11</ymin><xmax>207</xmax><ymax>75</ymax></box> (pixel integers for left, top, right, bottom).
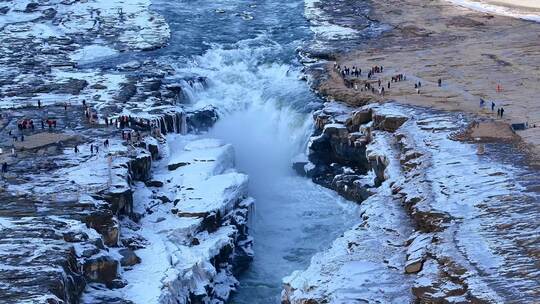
<box><xmin>119</xmin><ymin>138</ymin><xmax>254</xmax><ymax>304</ymax></box>
<box><xmin>285</xmin><ymin>102</ymin><xmax>540</xmax><ymax>303</ymax></box>
<box><xmin>296</xmin><ymin>102</ymin><xmax>407</xmax><ymax>203</ymax></box>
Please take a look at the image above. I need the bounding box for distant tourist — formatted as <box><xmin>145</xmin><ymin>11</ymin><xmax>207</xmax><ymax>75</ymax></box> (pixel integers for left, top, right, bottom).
<box><xmin>37</xmin><ymin>100</ymin><xmax>41</xmax><ymax>108</ymax></box>
<box><xmin>74</xmin><ymin>145</ymin><xmax>79</xmax><ymax>153</ymax></box>
<box><xmin>1</xmin><ymin>162</ymin><xmax>7</xmax><ymax>174</ymax></box>
<box><xmin>491</xmin><ymin>102</ymin><xmax>495</xmax><ymax>112</ymax></box>
<box><xmin>438</xmin><ymin>78</ymin><xmax>442</xmax><ymax>87</ymax></box>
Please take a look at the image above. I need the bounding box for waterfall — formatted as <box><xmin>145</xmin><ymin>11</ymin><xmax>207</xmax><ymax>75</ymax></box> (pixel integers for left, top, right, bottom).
<box><xmin>180</xmin><ymin>112</ymin><xmax>187</xmax><ymax>135</ymax></box>
<box><xmin>179</xmin><ymin>78</ymin><xmax>206</xmax><ymax>103</ymax></box>
<box><xmin>162</xmin><ymin>33</ymin><xmax>357</xmax><ymax>304</ymax></box>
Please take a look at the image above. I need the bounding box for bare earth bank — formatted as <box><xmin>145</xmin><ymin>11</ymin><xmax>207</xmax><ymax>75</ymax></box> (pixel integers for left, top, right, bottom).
<box><xmin>314</xmin><ymin>0</ymin><xmax>540</xmax><ymax>165</ymax></box>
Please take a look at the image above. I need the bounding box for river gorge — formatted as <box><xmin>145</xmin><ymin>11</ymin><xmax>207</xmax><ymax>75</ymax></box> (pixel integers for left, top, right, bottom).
<box><xmin>0</xmin><ymin>0</ymin><xmax>538</xmax><ymax>303</ymax></box>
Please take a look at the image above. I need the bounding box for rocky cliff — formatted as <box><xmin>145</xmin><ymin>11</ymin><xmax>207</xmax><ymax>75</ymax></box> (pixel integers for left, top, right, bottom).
<box><xmin>284</xmin><ymin>102</ymin><xmax>539</xmax><ymax>303</ymax></box>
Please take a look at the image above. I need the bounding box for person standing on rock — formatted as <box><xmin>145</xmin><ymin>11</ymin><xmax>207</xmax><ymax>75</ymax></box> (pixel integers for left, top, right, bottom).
<box><xmin>1</xmin><ymin>162</ymin><xmax>7</xmax><ymax>174</ymax></box>
<box><xmin>104</xmin><ymin>139</ymin><xmax>109</xmax><ymax>148</ymax></box>
<box><xmin>90</xmin><ymin>144</ymin><xmax>94</xmax><ymax>155</ymax></box>
<box><xmin>438</xmin><ymin>78</ymin><xmax>442</xmax><ymax>87</ymax></box>
<box><xmin>500</xmin><ymin>107</ymin><xmax>504</xmax><ymax>118</ymax></box>
<box><xmin>37</xmin><ymin>100</ymin><xmax>41</xmax><ymax>108</ymax></box>
<box><xmin>491</xmin><ymin>102</ymin><xmax>495</xmax><ymax>112</ymax></box>
<box><xmin>74</xmin><ymin>145</ymin><xmax>79</xmax><ymax>153</ymax></box>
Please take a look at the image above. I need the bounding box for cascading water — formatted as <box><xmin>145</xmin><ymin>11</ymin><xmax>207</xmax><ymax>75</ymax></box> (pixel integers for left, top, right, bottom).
<box><xmin>173</xmin><ymin>38</ymin><xmax>357</xmax><ymax>303</ymax></box>
<box><xmin>145</xmin><ymin>0</ymin><xmax>360</xmax><ymax>302</ymax></box>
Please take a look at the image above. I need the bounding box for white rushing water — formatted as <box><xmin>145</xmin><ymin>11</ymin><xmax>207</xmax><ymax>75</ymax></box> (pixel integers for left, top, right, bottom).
<box><xmin>172</xmin><ymin>37</ymin><xmax>359</xmax><ymax>303</ymax></box>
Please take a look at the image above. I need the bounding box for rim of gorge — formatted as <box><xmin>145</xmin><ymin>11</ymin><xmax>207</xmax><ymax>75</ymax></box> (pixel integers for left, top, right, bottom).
<box><xmin>0</xmin><ymin>0</ymin><xmax>539</xmax><ymax>303</ymax></box>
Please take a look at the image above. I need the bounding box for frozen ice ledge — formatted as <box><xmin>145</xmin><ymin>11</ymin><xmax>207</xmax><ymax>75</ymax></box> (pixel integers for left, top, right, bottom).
<box><xmin>284</xmin><ymin>102</ymin><xmax>539</xmax><ymax>303</ymax></box>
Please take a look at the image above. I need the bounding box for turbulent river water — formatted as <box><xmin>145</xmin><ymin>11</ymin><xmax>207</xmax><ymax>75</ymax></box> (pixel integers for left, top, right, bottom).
<box><xmin>143</xmin><ymin>0</ymin><xmax>358</xmax><ymax>302</ymax></box>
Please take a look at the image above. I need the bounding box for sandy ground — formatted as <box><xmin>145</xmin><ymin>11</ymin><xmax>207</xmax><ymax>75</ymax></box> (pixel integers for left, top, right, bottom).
<box><xmin>479</xmin><ymin>0</ymin><xmax>540</xmax><ymax>10</ymax></box>
<box><xmin>13</xmin><ymin>132</ymin><xmax>75</xmax><ymax>150</ymax></box>
<box><xmin>318</xmin><ymin>0</ymin><xmax>540</xmax><ymax>165</ymax></box>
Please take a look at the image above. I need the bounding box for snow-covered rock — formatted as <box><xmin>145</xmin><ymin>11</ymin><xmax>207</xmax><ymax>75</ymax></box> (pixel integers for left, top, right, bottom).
<box><xmin>117</xmin><ymin>135</ymin><xmax>254</xmax><ymax>304</ymax></box>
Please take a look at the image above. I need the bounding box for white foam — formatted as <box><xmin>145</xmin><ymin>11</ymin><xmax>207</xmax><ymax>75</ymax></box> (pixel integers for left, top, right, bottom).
<box><xmin>304</xmin><ymin>0</ymin><xmax>358</xmax><ymax>40</ymax></box>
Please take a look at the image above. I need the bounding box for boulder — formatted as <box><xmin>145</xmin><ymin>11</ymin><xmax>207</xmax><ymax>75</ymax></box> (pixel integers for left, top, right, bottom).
<box><xmin>145</xmin><ymin>180</ymin><xmax>163</xmax><ymax>187</ymax></box>
<box><xmin>24</xmin><ymin>2</ymin><xmax>39</xmax><ymax>12</ymax></box>
<box><xmin>83</xmin><ymin>210</ymin><xmax>119</xmax><ymax>247</ymax></box>
<box><xmin>345</xmin><ymin>109</ymin><xmax>372</xmax><ymax>132</ymax></box>
<box><xmin>101</xmin><ymin>186</ymin><xmax>133</xmax><ymax>215</ymax></box>
<box><xmin>372</xmin><ymin>113</ymin><xmax>408</xmax><ymax>132</ymax></box>
<box><xmin>187</xmin><ymin>106</ymin><xmax>219</xmax><ymax>132</ymax></box>
<box><xmin>331</xmin><ymin>174</ymin><xmax>372</xmax><ymax>202</ymax></box>
<box><xmin>168</xmin><ymin>161</ymin><xmax>189</xmax><ymax>171</ymax></box>
<box><xmin>119</xmin><ymin>248</ymin><xmax>141</xmax><ymax>267</ymax></box>
<box><xmin>83</xmin><ymin>256</ymin><xmax>118</xmax><ymax>285</ymax></box>
<box><xmin>292</xmin><ymin>154</ymin><xmax>309</xmax><ymax>176</ymax></box>
<box><xmin>63</xmin><ymin>231</ymin><xmax>89</xmax><ymax>243</ymax></box>
<box><xmin>404</xmin><ymin>233</ymin><xmax>433</xmax><ymax>274</ymax></box>
<box><xmin>129</xmin><ymin>153</ymin><xmax>152</xmax><ymax>181</ymax></box>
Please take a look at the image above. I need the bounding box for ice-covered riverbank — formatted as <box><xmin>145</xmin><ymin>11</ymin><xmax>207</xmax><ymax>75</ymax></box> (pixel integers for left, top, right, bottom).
<box><xmin>0</xmin><ymin>0</ymin><xmax>258</xmax><ymax>302</ymax></box>
<box><xmin>283</xmin><ymin>101</ymin><xmax>540</xmax><ymax>303</ymax></box>
<box><xmin>83</xmin><ymin>136</ymin><xmax>254</xmax><ymax>303</ymax></box>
